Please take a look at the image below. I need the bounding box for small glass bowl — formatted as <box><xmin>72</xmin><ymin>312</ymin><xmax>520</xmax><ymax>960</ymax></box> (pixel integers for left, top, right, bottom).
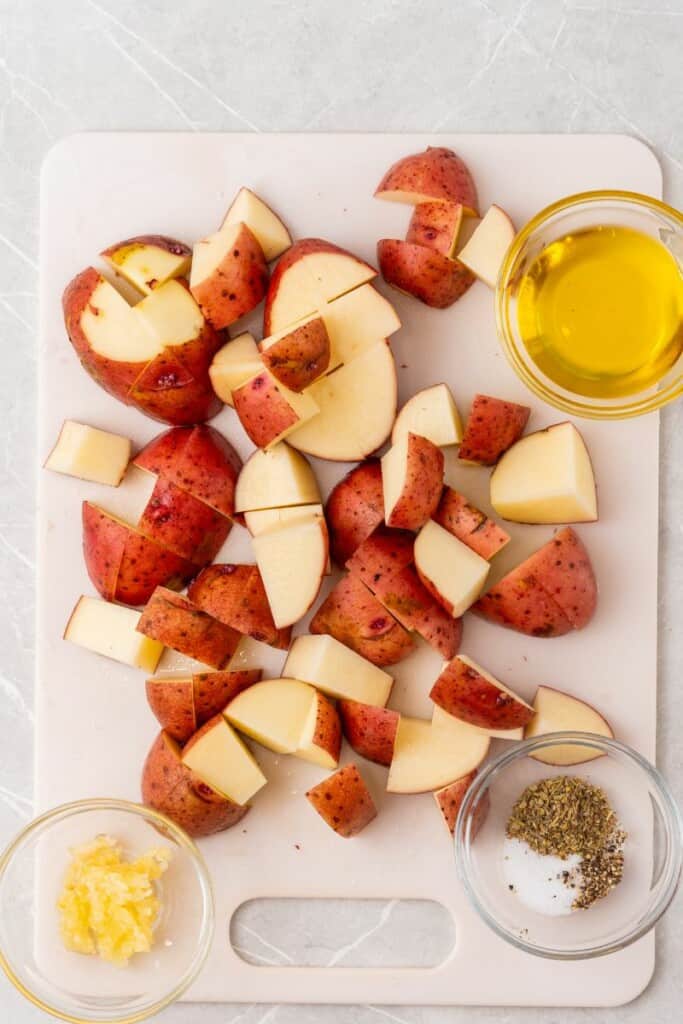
<box><xmin>0</xmin><ymin>799</ymin><xmax>214</xmax><ymax>1023</ymax></box>
<box><xmin>455</xmin><ymin>733</ymin><xmax>682</xmax><ymax>960</ymax></box>
<box><xmin>495</xmin><ymin>190</ymin><xmax>683</xmax><ymax>419</ymax></box>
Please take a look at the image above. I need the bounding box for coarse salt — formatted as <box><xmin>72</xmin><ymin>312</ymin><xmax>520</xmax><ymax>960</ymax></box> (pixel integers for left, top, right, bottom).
<box><xmin>502</xmin><ymin>836</ymin><xmax>581</xmax><ymax>917</ymax></box>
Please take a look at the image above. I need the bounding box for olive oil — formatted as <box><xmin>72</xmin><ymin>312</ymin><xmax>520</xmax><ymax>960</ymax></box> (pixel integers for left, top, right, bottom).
<box><xmin>517</xmin><ymin>225</ymin><xmax>683</xmax><ymax>398</ymax></box>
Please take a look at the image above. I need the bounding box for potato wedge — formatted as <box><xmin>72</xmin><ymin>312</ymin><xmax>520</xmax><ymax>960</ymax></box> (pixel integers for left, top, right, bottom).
<box><xmin>375</xmin><ymin>147</ymin><xmax>478</xmax><ymax>214</ymax></box>
<box><xmin>338</xmin><ymin>700</ymin><xmax>399</xmax><ymax>767</ymax></box>
<box><xmin>378</xmin><ymin>239</ymin><xmax>475</xmax><ymax>308</ymax></box>
<box><xmin>325</xmin><ymin>458</ymin><xmax>384</xmax><ymax>566</ymax></box>
<box><xmin>382</xmin><ymin>432</ymin><xmax>444</xmax><ymax>530</ymax></box>
<box><xmin>459</xmin><ymin>394</ymin><xmax>530</xmax><ymax>465</ymax></box>
<box><xmin>188</xmin><ymin>564</ymin><xmax>291</xmax><ymax>648</ymax></box>
<box><xmin>101</xmin><ymin>234</ymin><xmax>191</xmax><ymax>295</ymax></box>
<box><xmin>406</xmin><ymin>202</ymin><xmax>464</xmax><ymax>257</ymax></box>
<box><xmin>434</xmin><ymin>487</ymin><xmax>510</xmax><ymax>559</ymax></box>
<box><xmin>283</xmin><ymin>634</ymin><xmax>393</xmax><ymax>707</ymax></box>
<box><xmin>137</xmin><ymin>587</ymin><xmax>241</xmax><ymax>668</ymax></box>
<box><xmin>190</xmin><ymin>221</ymin><xmax>269</xmax><ymax>329</ymax></box>
<box><xmin>138</xmin><ymin>478</ymin><xmax>231</xmax><ymax>565</ymax></box>
<box><xmin>233</xmin><ymin>369</ymin><xmax>319</xmax><ymax>449</ymax></box>
<box><xmin>430</xmin><ymin>655</ymin><xmax>534</xmax><ymax>731</ymax></box>
<box><xmin>145</xmin><ymin>676</ymin><xmax>196</xmax><ymax>742</ymax></box>
<box><xmin>259</xmin><ymin>316</ymin><xmax>331</xmax><ymax>391</ymax></box>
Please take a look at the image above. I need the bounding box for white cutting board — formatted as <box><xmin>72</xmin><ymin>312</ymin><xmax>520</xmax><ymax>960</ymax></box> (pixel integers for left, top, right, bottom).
<box><xmin>37</xmin><ymin>133</ymin><xmax>661</xmax><ymax>1006</ymax></box>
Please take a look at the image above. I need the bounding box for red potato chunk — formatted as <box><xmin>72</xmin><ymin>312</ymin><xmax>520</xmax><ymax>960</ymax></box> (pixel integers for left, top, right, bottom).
<box><xmin>145</xmin><ymin>677</ymin><xmax>197</xmax><ymax>742</ymax></box>
<box><xmin>138</xmin><ymin>477</ymin><xmax>231</xmax><ymax>566</ymax></box>
<box><xmin>375</xmin><ymin>147</ymin><xmax>478</xmax><ymax>214</ymax></box>
<box><xmin>429</xmin><ymin>656</ymin><xmax>534</xmax><ymax>730</ymax></box>
<box><xmin>458</xmin><ymin>394</ymin><xmax>530</xmax><ymax>465</ymax></box>
<box><xmin>137</xmin><ymin>587</ymin><xmax>241</xmax><ymax>668</ymax></box>
<box><xmin>434</xmin><ymin>773</ymin><xmax>490</xmax><ymax>837</ymax></box>
<box><xmin>378</xmin><ymin>239</ymin><xmax>475</xmax><ymax>309</ymax></box>
<box><xmin>345</xmin><ymin>525</ymin><xmax>415</xmax><ymax>585</ymax></box>
<box><xmin>306</xmin><ymin>763</ymin><xmax>378</xmax><ymax>838</ymax></box>
<box><xmin>338</xmin><ymin>700</ymin><xmax>400</xmax><ymax>767</ymax></box>
<box><xmin>310</xmin><ymin>573</ymin><xmax>415</xmax><ymax>667</ymax></box>
<box><xmin>406</xmin><ymin>202</ymin><xmax>463</xmax><ymax>257</ymax></box>
<box><xmin>382</xmin><ymin>433</ymin><xmax>444</xmax><ymax>531</ymax></box>
<box><xmin>188</xmin><ymin>564</ymin><xmax>291</xmax><ymax>649</ymax></box>
<box><xmin>192</xmin><ymin>668</ymin><xmax>262</xmax><ymax>726</ymax></box>
<box><xmin>190</xmin><ymin>222</ymin><xmax>269</xmax><ymax>330</ymax></box>
<box><xmin>232</xmin><ymin>371</ymin><xmax>300</xmax><ymax>448</ymax></box>
<box><xmin>433</xmin><ymin>487</ymin><xmax>510</xmax><ymax>559</ymax></box>
<box><xmin>370</xmin><ymin>564</ymin><xmax>463</xmax><ymax>660</ymax></box>
<box><xmin>261</xmin><ymin>317</ymin><xmax>331</xmax><ymax>392</ymax></box>
<box><xmin>325</xmin><ymin>459</ymin><xmax>385</xmax><ymax>566</ymax></box>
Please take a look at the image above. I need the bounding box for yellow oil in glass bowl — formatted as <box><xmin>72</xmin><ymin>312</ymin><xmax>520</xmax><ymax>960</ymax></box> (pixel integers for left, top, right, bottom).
<box><xmin>516</xmin><ymin>225</ymin><xmax>683</xmax><ymax>399</ymax></box>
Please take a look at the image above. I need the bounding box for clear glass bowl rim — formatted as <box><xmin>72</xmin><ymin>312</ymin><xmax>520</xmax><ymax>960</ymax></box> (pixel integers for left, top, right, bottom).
<box><xmin>454</xmin><ymin>731</ymin><xmax>683</xmax><ymax>960</ymax></box>
<box><xmin>494</xmin><ymin>189</ymin><xmax>683</xmax><ymax>419</ymax></box>
<box><xmin>0</xmin><ymin>797</ymin><xmax>215</xmax><ymax>1024</ymax></box>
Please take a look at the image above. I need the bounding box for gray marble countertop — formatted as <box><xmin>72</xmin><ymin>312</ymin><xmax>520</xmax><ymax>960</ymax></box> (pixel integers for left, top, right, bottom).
<box><xmin>0</xmin><ymin>1</ymin><xmax>681</xmax><ymax>1021</ymax></box>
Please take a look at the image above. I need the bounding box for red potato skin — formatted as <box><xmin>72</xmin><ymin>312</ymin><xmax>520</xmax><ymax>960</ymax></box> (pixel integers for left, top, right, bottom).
<box><xmin>62</xmin><ymin>268</ymin><xmax>142</xmax><ymax>404</ymax></box>
<box><xmin>138</xmin><ymin>478</ymin><xmax>231</xmax><ymax>566</ymax></box>
<box><xmin>261</xmin><ymin>317</ymin><xmax>330</xmax><ymax>392</ymax></box>
<box><xmin>338</xmin><ymin>700</ymin><xmax>399</xmax><ymax>767</ymax></box>
<box><xmin>137</xmin><ymin>587</ymin><xmax>241</xmax><ymax>668</ymax></box>
<box><xmin>473</xmin><ymin>566</ymin><xmax>573</xmax><ymax>637</ymax></box>
<box><xmin>134</xmin><ymin>426</ymin><xmax>242</xmax><ymax>518</ymax></box>
<box><xmin>430</xmin><ymin>657</ymin><xmax>534</xmax><ymax>730</ymax></box>
<box><xmin>188</xmin><ymin>564</ymin><xmax>291</xmax><ymax>649</ymax></box>
<box><xmin>406</xmin><ymin>202</ymin><xmax>463</xmax><ymax>256</ymax></box>
<box><xmin>232</xmin><ymin>371</ymin><xmax>299</xmax><ymax>448</ymax></box>
<box><xmin>263</xmin><ymin>238</ymin><xmax>376</xmax><ymax>335</ymax></box>
<box><xmin>433</xmin><ymin>487</ymin><xmax>510</xmax><ymax>559</ymax></box>
<box><xmin>141</xmin><ymin>730</ymin><xmax>247</xmax><ymax>837</ymax></box>
<box><xmin>192</xmin><ymin>668</ymin><xmax>262</xmax><ymax>726</ymax></box>
<box><xmin>306</xmin><ymin>763</ymin><xmax>377</xmax><ymax>838</ymax></box>
<box><xmin>375</xmin><ymin>147</ymin><xmax>479</xmax><ymax>214</ymax></box>
<box><xmin>325</xmin><ymin>459</ymin><xmax>385</xmax><ymax>567</ymax></box>
<box><xmin>371</xmin><ymin>565</ymin><xmax>462</xmax><ymax>660</ymax></box>
<box><xmin>191</xmin><ymin>223</ymin><xmax>269</xmax><ymax>330</ymax></box>
<box><xmin>310</xmin><ymin>573</ymin><xmax>415</xmax><ymax>667</ymax></box>
<box><xmin>434</xmin><ymin>771</ymin><xmax>480</xmax><ymax>835</ymax></box>
<box><xmin>385</xmin><ymin>434</ymin><xmax>444</xmax><ymax>530</ymax></box>
<box><xmin>522</xmin><ymin>527</ymin><xmax>597</xmax><ymax>629</ymax></box>
<box><xmin>345</xmin><ymin>525</ymin><xmax>415</xmax><ymax>585</ymax></box>
<box><xmin>145</xmin><ymin>677</ymin><xmax>196</xmax><ymax>742</ymax></box>
<box><xmin>459</xmin><ymin>394</ymin><xmax>530</xmax><ymax>465</ymax></box>
<box><xmin>309</xmin><ymin>693</ymin><xmax>343</xmax><ymax>764</ymax></box>
<box><xmin>82</xmin><ymin>502</ymin><xmax>194</xmax><ymax>606</ymax></box>
<box><xmin>378</xmin><ymin>239</ymin><xmax>475</xmax><ymax>309</ymax></box>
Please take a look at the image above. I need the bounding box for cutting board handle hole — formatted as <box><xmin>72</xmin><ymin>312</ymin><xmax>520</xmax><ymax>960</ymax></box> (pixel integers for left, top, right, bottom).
<box><xmin>229</xmin><ymin>898</ymin><xmax>456</xmax><ymax>968</ymax></box>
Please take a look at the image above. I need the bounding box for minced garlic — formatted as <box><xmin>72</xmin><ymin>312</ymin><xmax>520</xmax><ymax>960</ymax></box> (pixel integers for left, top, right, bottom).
<box><xmin>57</xmin><ymin>834</ymin><xmax>170</xmax><ymax>966</ymax></box>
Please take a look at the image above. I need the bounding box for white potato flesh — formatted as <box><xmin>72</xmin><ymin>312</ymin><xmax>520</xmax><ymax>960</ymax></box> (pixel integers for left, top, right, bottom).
<box><xmin>222</xmin><ymin>187</ymin><xmax>291</xmax><ymax>262</ymax></box>
<box><xmin>209</xmin><ymin>333</ymin><xmax>262</xmax><ymax>406</ymax></box>
<box><xmin>490</xmin><ymin>422</ymin><xmax>598</xmax><ymax>524</ymax></box>
<box><xmin>244</xmin><ymin>504</ymin><xmax>324</xmax><ymax>536</ymax></box>
<box><xmin>387</xmin><ymin>706</ymin><xmax>489</xmax><ymax>793</ymax></box>
<box><xmin>252</xmin><ymin>519</ymin><xmax>328</xmax><ymax>627</ymax></box>
<box><xmin>182</xmin><ymin>717</ymin><xmax>266</xmax><ymax>804</ymax></box>
<box><xmin>224</xmin><ymin>678</ymin><xmax>316</xmax><ymax>754</ymax></box>
<box><xmin>234</xmin><ymin>443</ymin><xmax>321</xmax><ymax>513</ymax></box>
<box><xmin>283</xmin><ymin>634</ymin><xmax>393</xmax><ymax>707</ymax></box>
<box><xmin>102</xmin><ymin>241</ymin><xmax>190</xmax><ymax>295</ymax></box>
<box><xmin>134</xmin><ymin>279</ymin><xmax>204</xmax><ymax>346</ymax></box>
<box><xmin>525</xmin><ymin>686</ymin><xmax>613</xmax><ymax>765</ymax></box>
<box><xmin>414</xmin><ymin>520</ymin><xmax>489</xmax><ymax>617</ymax></box>
<box><xmin>190</xmin><ymin>222</ymin><xmax>243</xmax><ymax>287</ymax></box>
<box><xmin>63</xmin><ymin>597</ymin><xmax>163</xmax><ymax>672</ymax></box>
<box><xmin>80</xmin><ymin>278</ymin><xmax>160</xmax><ymax>361</ymax></box>
<box><xmin>45</xmin><ymin>421</ymin><xmax>131</xmax><ymax>486</ymax></box>
<box><xmin>457</xmin><ymin>205</ymin><xmax>516</xmax><ymax>288</ymax></box>
<box><xmin>391</xmin><ymin>383</ymin><xmax>462</xmax><ymax>446</ymax></box>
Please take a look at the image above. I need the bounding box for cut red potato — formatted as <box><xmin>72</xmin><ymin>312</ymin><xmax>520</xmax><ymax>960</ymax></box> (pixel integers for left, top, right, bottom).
<box><xmin>457</xmin><ymin>205</ymin><xmax>515</xmax><ymax>288</ymax></box>
<box><xmin>145</xmin><ymin>676</ymin><xmax>196</xmax><ymax>742</ymax></box>
<box><xmin>137</xmin><ymin>587</ymin><xmax>240</xmax><ymax>669</ymax></box>
<box><xmin>414</xmin><ymin>520</ymin><xmax>490</xmax><ymax>617</ymax></box>
<box><xmin>474</xmin><ymin>528</ymin><xmax>597</xmax><ymax>636</ymax></box>
<box><xmin>181</xmin><ymin>714</ymin><xmax>267</xmax><ymax>805</ymax></box>
<box><xmin>433</xmin><ymin>771</ymin><xmax>478</xmax><ymax>834</ymax></box>
<box><xmin>382</xmin><ymin>432</ymin><xmax>444</xmax><ymax>530</ymax></box>
<box><xmin>430</xmin><ymin>655</ymin><xmax>534</xmax><ymax>731</ymax></box>
<box><xmin>387</xmin><ymin>705</ymin><xmax>490</xmax><ymax>794</ymax></box>
<box><xmin>295</xmin><ymin>690</ymin><xmax>342</xmax><ymax>768</ymax></box>
<box><xmin>82</xmin><ymin>502</ymin><xmax>194</xmax><ymax>605</ymax></box>
<box><xmin>63</xmin><ymin>270</ymin><xmax>222</xmax><ymax>423</ymax></box>
<box><xmin>458</xmin><ymin>394</ymin><xmax>530</xmax><ymax>465</ymax></box>
<box><xmin>134</xmin><ymin>425</ymin><xmax>242</xmax><ymax>518</ymax></box>
<box><xmin>252</xmin><ymin>518</ymin><xmax>328</xmax><ymax>628</ymax></box>
<box><xmin>232</xmin><ymin>369</ymin><xmax>319</xmax><ymax>449</ymax></box>
<box><xmin>192</xmin><ymin>668</ymin><xmax>262</xmax><ymax>725</ymax></box>
<box><xmin>434</xmin><ymin>487</ymin><xmax>510</xmax><ymax>560</ymax></box>
<box><xmin>209</xmin><ymin>333</ymin><xmax>262</xmax><ymax>406</ymax></box>
<box><xmin>321</xmin><ymin>284</ymin><xmax>401</xmax><ymax>368</ymax></box>
<box><xmin>234</xmin><ymin>442</ymin><xmax>321</xmax><ymax>514</ymax></box>
<box><xmin>259</xmin><ymin>315</ymin><xmax>330</xmax><ymax>391</ymax></box>
<box><xmin>263</xmin><ymin>238</ymin><xmax>376</xmax><ymax>334</ymax></box>
<box><xmin>244</xmin><ymin>503</ymin><xmax>324</xmax><ymax>536</ymax></box>
<box><xmin>142</xmin><ymin>731</ymin><xmax>248</xmax><ymax>837</ymax></box>
<box><xmin>224</xmin><ymin>678</ymin><xmax>316</xmax><ymax>754</ymax></box>
<box><xmin>138</xmin><ymin>478</ymin><xmax>231</xmax><ymax>566</ymax></box>
<box><xmin>190</xmin><ymin>221</ymin><xmax>269</xmax><ymax>329</ymax></box>
<box><xmin>188</xmin><ymin>564</ymin><xmax>291</xmax><ymax>649</ymax></box>
<box><xmin>145</xmin><ymin>668</ymin><xmax>262</xmax><ymax>741</ymax></box>
<box><xmin>283</xmin><ymin>634</ymin><xmax>393</xmax><ymax>707</ymax></box>
<box><xmin>64</xmin><ymin>596</ymin><xmax>163</xmax><ymax>672</ymax></box>
<box><xmin>325</xmin><ymin>459</ymin><xmax>384</xmax><ymax>566</ymax></box>
<box><xmin>375</xmin><ymin>147</ymin><xmax>478</xmax><ymax>215</ymax></box>
<box><xmin>45</xmin><ymin>421</ymin><xmax>131</xmax><ymax>486</ymax></box>
<box><xmin>378</xmin><ymin>239</ymin><xmax>475</xmax><ymax>309</ymax></box>
<box><xmin>101</xmin><ymin>235</ymin><xmax>191</xmax><ymax>295</ymax></box>
<box><xmin>287</xmin><ymin>341</ymin><xmax>397</xmax><ymax>462</ymax></box>
<box><xmin>525</xmin><ymin>686</ymin><xmax>614</xmax><ymax>765</ymax></box>
<box><xmin>221</xmin><ymin>187</ymin><xmax>291</xmax><ymax>262</ymax></box>
<box><xmin>391</xmin><ymin>384</ymin><xmax>462</xmax><ymax>447</ymax></box>
<box><xmin>345</xmin><ymin>525</ymin><xmax>415</xmax><ymax>584</ymax></box>
<box><xmin>338</xmin><ymin>700</ymin><xmax>399</xmax><ymax>767</ymax></box>
<box><xmin>490</xmin><ymin>422</ymin><xmax>598</xmax><ymax>524</ymax></box>
<box><xmin>407</xmin><ymin>202</ymin><xmax>464</xmax><ymax>257</ymax></box>
<box><xmin>366</xmin><ymin>564</ymin><xmax>462</xmax><ymax>661</ymax></box>
<box><xmin>306</xmin><ymin>763</ymin><xmax>377</xmax><ymax>838</ymax></box>
<box><xmin>310</xmin><ymin>573</ymin><xmax>415</xmax><ymax>667</ymax></box>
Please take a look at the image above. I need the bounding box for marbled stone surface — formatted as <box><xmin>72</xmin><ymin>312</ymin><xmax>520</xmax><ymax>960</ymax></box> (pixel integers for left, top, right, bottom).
<box><xmin>0</xmin><ymin>0</ymin><xmax>681</xmax><ymax>1020</ymax></box>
